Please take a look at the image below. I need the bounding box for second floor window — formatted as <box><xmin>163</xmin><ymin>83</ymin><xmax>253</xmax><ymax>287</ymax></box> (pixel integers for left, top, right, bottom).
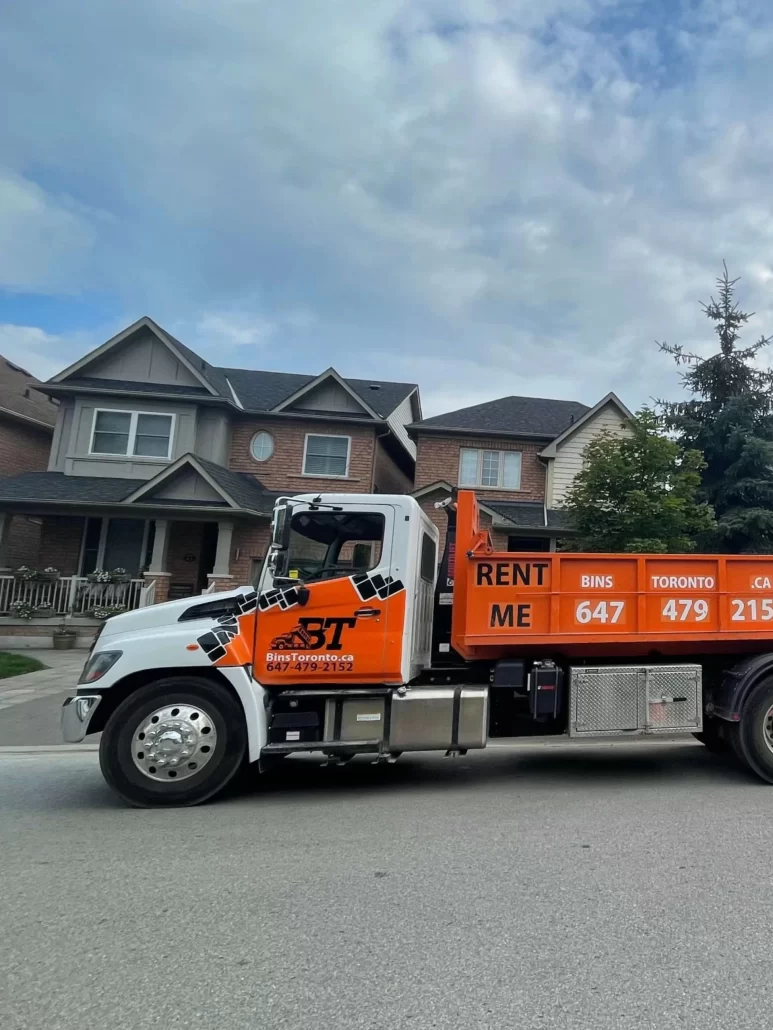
<box><xmin>459</xmin><ymin>447</ymin><xmax>522</xmax><ymax>489</ymax></box>
<box><xmin>303</xmin><ymin>434</ymin><xmax>350</xmax><ymax>477</ymax></box>
<box><xmin>91</xmin><ymin>410</ymin><xmax>174</xmax><ymax>459</ymax></box>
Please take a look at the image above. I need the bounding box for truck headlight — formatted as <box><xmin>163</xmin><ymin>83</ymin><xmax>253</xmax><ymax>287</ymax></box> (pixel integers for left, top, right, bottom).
<box><xmin>78</xmin><ymin>651</ymin><xmax>123</xmax><ymax>684</ymax></box>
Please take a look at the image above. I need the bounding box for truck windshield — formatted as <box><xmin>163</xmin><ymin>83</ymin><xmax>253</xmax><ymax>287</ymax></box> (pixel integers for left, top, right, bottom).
<box><xmin>285</xmin><ymin>510</ymin><xmax>384</xmax><ymax>583</ymax></box>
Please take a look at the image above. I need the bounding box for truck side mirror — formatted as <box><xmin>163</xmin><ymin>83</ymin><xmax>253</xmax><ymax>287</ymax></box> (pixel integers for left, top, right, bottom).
<box><xmin>296</xmin><ymin>586</ymin><xmax>310</xmax><ymax>606</ymax></box>
<box><xmin>271</xmin><ymin>503</ymin><xmax>292</xmax><ymax>550</ymax></box>
<box><xmin>267</xmin><ymin>548</ymin><xmax>288</xmax><ymax>580</ymax></box>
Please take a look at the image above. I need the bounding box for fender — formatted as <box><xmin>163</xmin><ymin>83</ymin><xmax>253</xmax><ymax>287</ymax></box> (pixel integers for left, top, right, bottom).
<box><xmin>713</xmin><ymin>652</ymin><xmax>773</xmax><ymax>722</ymax></box>
<box><xmin>216</xmin><ymin>666</ymin><xmax>268</xmax><ymax>763</ymax></box>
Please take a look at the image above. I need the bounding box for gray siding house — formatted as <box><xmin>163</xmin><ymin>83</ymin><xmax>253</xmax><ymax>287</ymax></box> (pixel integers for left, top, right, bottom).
<box><xmin>0</xmin><ymin>317</ymin><xmax>420</xmax><ymax>635</ymax></box>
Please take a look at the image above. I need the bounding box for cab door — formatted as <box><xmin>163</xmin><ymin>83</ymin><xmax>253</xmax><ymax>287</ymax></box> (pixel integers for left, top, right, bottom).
<box><xmin>254</xmin><ymin>502</ymin><xmax>405</xmax><ymax>686</ymax></box>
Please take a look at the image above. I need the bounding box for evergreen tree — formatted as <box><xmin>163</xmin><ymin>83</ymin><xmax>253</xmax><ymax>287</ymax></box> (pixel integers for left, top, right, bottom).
<box><xmin>660</xmin><ymin>265</ymin><xmax>773</xmax><ymax>553</ymax></box>
<box><xmin>563</xmin><ymin>409</ymin><xmax>714</xmax><ymax>553</ymax></box>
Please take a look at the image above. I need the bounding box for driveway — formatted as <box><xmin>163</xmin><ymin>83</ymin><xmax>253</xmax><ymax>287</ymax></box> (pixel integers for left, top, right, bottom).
<box><xmin>0</xmin><ymin>649</ymin><xmax>86</xmax><ymax>746</ymax></box>
<box><xmin>1</xmin><ymin>740</ymin><xmax>770</xmax><ymax>1030</ymax></box>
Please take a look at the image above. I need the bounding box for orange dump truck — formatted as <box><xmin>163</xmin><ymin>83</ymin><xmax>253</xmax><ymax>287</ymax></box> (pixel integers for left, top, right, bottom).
<box><xmin>65</xmin><ymin>488</ymin><xmax>773</xmax><ymax>806</ymax></box>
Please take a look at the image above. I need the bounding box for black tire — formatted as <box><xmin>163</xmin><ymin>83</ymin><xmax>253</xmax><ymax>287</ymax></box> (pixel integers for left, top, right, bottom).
<box><xmin>734</xmin><ymin>677</ymin><xmax>773</xmax><ymax>784</ymax></box>
<box><xmin>100</xmin><ymin>677</ymin><xmax>247</xmax><ymax>807</ymax></box>
<box><xmin>693</xmin><ymin>720</ymin><xmax>730</xmax><ymax>754</ymax></box>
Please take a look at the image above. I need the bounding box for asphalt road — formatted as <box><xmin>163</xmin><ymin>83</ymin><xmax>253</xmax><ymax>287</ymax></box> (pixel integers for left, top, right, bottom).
<box><xmin>2</xmin><ymin>741</ymin><xmax>772</xmax><ymax>1030</ymax></box>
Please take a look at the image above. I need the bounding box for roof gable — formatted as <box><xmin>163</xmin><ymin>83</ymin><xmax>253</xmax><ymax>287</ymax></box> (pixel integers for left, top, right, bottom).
<box><xmin>123</xmin><ymin>454</ymin><xmax>276</xmax><ymax>514</ymax></box>
<box><xmin>217</xmin><ymin>366</ymin><xmax>417</xmax><ymax>419</ymax></box>
<box><xmin>49</xmin><ymin>317</ymin><xmax>222</xmax><ymax>397</ymax></box>
<box><xmin>272</xmin><ymin>367</ymin><xmax>377</xmax><ymax>418</ymax></box>
<box><xmin>412</xmin><ymin>395</ymin><xmax>591</xmax><ymax>439</ymax></box>
<box><xmin>539</xmin><ymin>393</ymin><xmax>633</xmax><ymax>457</ymax></box>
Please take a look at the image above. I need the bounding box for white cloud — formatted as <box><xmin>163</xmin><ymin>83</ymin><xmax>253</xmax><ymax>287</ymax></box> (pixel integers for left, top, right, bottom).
<box><xmin>2</xmin><ymin>0</ymin><xmax>773</xmax><ymax>413</ymax></box>
<box><xmin>195</xmin><ymin>313</ymin><xmax>276</xmax><ymax>348</ymax></box>
<box><xmin>0</xmin><ymin>324</ymin><xmax>73</xmax><ymax>380</ymax></box>
<box><xmin>0</xmin><ymin>173</ymin><xmax>97</xmax><ymax>292</ymax></box>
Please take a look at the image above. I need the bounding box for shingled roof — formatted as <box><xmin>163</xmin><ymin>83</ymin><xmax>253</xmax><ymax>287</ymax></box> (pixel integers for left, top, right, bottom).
<box><xmin>45</xmin><ymin>317</ymin><xmax>418</xmax><ymax>422</ymax></box>
<box><xmin>485</xmin><ymin>500</ymin><xmax>575</xmax><ymax>533</ymax></box>
<box><xmin>0</xmin><ymin>357</ymin><xmax>58</xmax><ymax>428</ymax></box>
<box><xmin>221</xmin><ymin>367</ymin><xmax>417</xmax><ymax>419</ymax></box>
<box><xmin>411</xmin><ymin>395</ymin><xmax>590</xmax><ymax>439</ymax></box>
<box><xmin>0</xmin><ymin>458</ymin><xmax>279</xmax><ymax>516</ymax></box>
<box><xmin>0</xmin><ymin>472</ymin><xmax>144</xmax><ymax>503</ymax></box>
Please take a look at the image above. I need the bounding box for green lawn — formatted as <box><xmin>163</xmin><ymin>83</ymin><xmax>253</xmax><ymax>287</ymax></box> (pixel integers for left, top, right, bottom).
<box><xmin>0</xmin><ymin>652</ymin><xmax>47</xmax><ymax>680</ymax></box>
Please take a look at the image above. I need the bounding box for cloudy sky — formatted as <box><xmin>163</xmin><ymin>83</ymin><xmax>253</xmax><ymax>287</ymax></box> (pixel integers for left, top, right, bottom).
<box><xmin>3</xmin><ymin>0</ymin><xmax>773</xmax><ymax>416</ymax></box>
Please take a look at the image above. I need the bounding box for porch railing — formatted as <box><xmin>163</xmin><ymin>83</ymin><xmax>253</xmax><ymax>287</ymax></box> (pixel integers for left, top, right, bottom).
<box><xmin>0</xmin><ymin>575</ymin><xmax>146</xmax><ymax>617</ymax></box>
<box><xmin>139</xmin><ymin>579</ymin><xmax>156</xmax><ymax>607</ymax></box>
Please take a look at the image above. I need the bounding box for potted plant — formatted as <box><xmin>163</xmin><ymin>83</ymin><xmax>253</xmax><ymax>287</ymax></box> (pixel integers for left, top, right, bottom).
<box><xmin>13</xmin><ymin>566</ymin><xmax>37</xmax><ymax>582</ymax></box>
<box><xmin>33</xmin><ymin>602</ymin><xmax>54</xmax><ymax>618</ymax></box>
<box><xmin>87</xmin><ymin>567</ymin><xmax>131</xmax><ymax>585</ymax></box>
<box><xmin>10</xmin><ymin>598</ymin><xmax>35</xmax><ymax>620</ymax></box>
<box><xmin>53</xmin><ymin>622</ymin><xmax>77</xmax><ymax>650</ymax></box>
<box><xmin>87</xmin><ymin>569</ymin><xmax>112</xmax><ymax>584</ymax></box>
<box><xmin>37</xmin><ymin>566</ymin><xmax>60</xmax><ymax>583</ymax></box>
<box><xmin>91</xmin><ymin>603</ymin><xmax>127</xmax><ymax>620</ymax></box>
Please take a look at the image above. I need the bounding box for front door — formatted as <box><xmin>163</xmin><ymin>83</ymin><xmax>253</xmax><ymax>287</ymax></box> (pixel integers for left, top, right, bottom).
<box><xmin>254</xmin><ymin>502</ymin><xmax>405</xmax><ymax>686</ymax></box>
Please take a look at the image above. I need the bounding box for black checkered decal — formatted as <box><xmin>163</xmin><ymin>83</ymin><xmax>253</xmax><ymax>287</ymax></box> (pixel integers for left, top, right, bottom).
<box><xmin>197</xmin><ymin>618</ymin><xmax>240</xmax><ymax>662</ymax></box>
<box><xmin>235</xmin><ymin>590</ymin><xmax>258</xmax><ymax>614</ymax></box>
<box><xmin>192</xmin><ymin>590</ymin><xmax>259</xmax><ymax>662</ymax></box>
<box><xmin>258</xmin><ymin>586</ymin><xmax>303</xmax><ymax>612</ymax></box>
<box><xmin>351</xmin><ymin>571</ymin><xmax>404</xmax><ymax>601</ymax></box>
<box><xmin>196</xmin><ymin>598</ymin><xmax>255</xmax><ymax>661</ymax></box>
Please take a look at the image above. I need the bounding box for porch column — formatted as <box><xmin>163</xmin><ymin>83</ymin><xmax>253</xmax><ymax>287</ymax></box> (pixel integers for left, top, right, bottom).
<box><xmin>143</xmin><ymin>519</ymin><xmax>171</xmax><ymax>604</ymax></box>
<box><xmin>207</xmin><ymin>520</ymin><xmax>234</xmax><ymax>590</ymax></box>
<box><xmin>148</xmin><ymin>519</ymin><xmax>170</xmax><ymax>573</ymax></box>
<box><xmin>211</xmin><ymin>520</ymin><xmax>234</xmax><ymax>576</ymax></box>
<box><xmin>0</xmin><ymin>513</ymin><xmax>11</xmax><ymax>571</ymax></box>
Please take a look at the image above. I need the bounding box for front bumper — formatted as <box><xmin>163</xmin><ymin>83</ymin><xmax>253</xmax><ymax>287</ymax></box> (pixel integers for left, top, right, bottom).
<box><xmin>62</xmin><ymin>695</ymin><xmax>102</xmax><ymax>743</ymax></box>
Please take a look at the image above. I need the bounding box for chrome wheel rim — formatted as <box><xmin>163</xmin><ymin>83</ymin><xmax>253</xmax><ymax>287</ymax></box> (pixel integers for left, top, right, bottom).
<box><xmin>132</xmin><ymin>704</ymin><xmax>218</xmax><ymax>782</ymax></box>
<box><xmin>764</xmin><ymin>706</ymin><xmax>773</xmax><ymax>755</ymax></box>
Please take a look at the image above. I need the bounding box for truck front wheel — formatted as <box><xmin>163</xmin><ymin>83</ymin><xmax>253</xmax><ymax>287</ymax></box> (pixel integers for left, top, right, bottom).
<box><xmin>99</xmin><ymin>677</ymin><xmax>247</xmax><ymax>807</ymax></box>
<box><xmin>734</xmin><ymin>678</ymin><xmax>773</xmax><ymax>784</ymax></box>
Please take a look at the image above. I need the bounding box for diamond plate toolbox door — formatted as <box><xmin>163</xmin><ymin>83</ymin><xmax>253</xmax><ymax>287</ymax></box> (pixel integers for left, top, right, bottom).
<box><xmin>570</xmin><ymin>667</ymin><xmax>642</xmax><ymax>737</ymax></box>
<box><xmin>645</xmin><ymin>665</ymin><xmax>702</xmax><ymax>733</ymax></box>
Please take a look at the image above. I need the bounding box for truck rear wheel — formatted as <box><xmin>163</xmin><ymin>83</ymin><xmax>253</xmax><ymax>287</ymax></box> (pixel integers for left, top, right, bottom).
<box><xmin>99</xmin><ymin>677</ymin><xmax>247</xmax><ymax>807</ymax></box>
<box><xmin>734</xmin><ymin>678</ymin><xmax>773</xmax><ymax>784</ymax></box>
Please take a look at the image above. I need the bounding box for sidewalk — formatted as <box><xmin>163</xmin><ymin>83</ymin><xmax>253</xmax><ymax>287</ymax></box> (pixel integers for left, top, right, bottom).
<box><xmin>0</xmin><ymin>649</ymin><xmax>87</xmax><ymax>747</ymax></box>
<box><xmin>0</xmin><ymin>650</ymin><xmax>85</xmax><ymax>709</ymax></box>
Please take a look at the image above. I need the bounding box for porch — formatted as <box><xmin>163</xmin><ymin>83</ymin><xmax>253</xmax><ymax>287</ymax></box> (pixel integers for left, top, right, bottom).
<box><xmin>0</xmin><ymin>455</ymin><xmax>277</xmax><ymax>625</ymax></box>
<box><xmin>0</xmin><ymin>573</ymin><xmax>149</xmax><ymax>617</ymax></box>
<box><xmin>0</xmin><ymin>512</ymin><xmax>271</xmax><ymax>612</ymax></box>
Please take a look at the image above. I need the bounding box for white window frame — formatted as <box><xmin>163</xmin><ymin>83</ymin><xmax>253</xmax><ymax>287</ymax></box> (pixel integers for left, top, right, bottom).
<box><xmin>89</xmin><ymin>408</ymin><xmax>176</xmax><ymax>460</ymax></box>
<box><xmin>458</xmin><ymin>447</ymin><xmax>522</xmax><ymax>490</ymax></box>
<box><xmin>250</xmin><ymin>430</ymin><xmax>275</xmax><ymax>463</ymax></box>
<box><xmin>302</xmin><ymin>433</ymin><xmax>351</xmax><ymax>478</ymax></box>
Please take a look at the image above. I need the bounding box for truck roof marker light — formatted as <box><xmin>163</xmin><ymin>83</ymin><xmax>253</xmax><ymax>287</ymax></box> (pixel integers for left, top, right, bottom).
<box><xmin>187</xmin><ymin>644</ymin><xmax>200</xmax><ymax>651</ymax></box>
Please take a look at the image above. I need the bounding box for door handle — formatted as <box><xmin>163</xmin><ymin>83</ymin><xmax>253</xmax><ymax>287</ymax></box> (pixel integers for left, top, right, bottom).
<box><xmin>355</xmin><ymin>607</ymin><xmax>382</xmax><ymax>618</ymax></box>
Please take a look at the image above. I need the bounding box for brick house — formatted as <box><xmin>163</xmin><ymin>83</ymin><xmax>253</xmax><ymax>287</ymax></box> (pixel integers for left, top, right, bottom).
<box><xmin>0</xmin><ymin>356</ymin><xmax>58</xmax><ymax>569</ymax></box>
<box><xmin>410</xmin><ymin>392</ymin><xmax>632</xmax><ymax>555</ymax></box>
<box><xmin>0</xmin><ymin>317</ymin><xmax>420</xmax><ymax>638</ymax></box>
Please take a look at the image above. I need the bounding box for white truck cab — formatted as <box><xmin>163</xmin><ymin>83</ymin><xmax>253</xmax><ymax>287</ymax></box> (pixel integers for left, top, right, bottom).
<box><xmin>62</xmin><ymin>494</ymin><xmax>447</xmax><ymax>807</ymax></box>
